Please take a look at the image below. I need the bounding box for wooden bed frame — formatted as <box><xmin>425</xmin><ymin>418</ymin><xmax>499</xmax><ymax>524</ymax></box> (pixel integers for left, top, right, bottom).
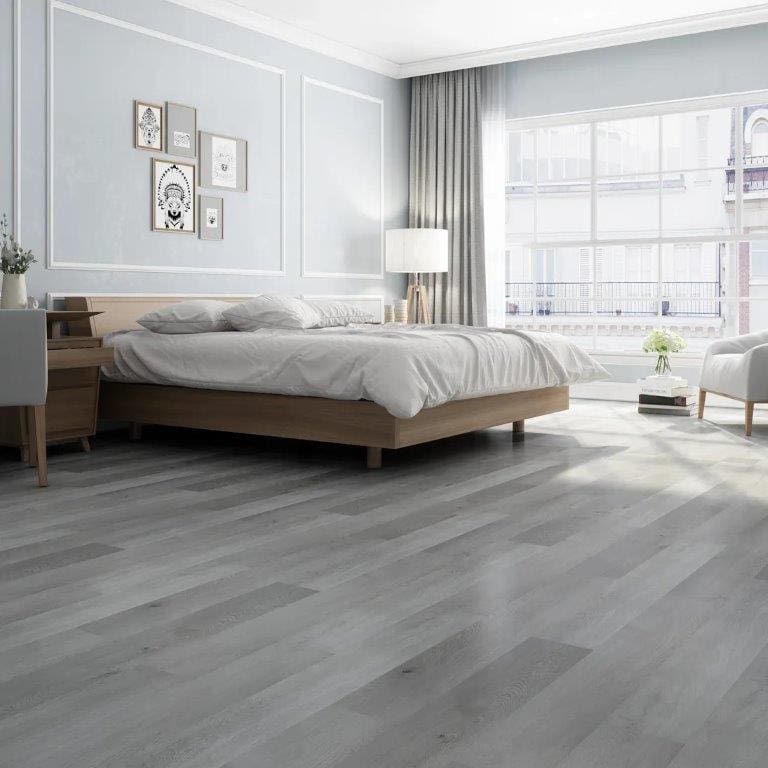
<box><xmin>63</xmin><ymin>295</ymin><xmax>570</xmax><ymax>468</ymax></box>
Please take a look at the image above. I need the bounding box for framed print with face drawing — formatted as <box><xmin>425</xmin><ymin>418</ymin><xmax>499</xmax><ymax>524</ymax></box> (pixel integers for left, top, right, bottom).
<box><xmin>199</xmin><ymin>131</ymin><xmax>247</xmax><ymax>192</ymax></box>
<box><xmin>152</xmin><ymin>159</ymin><xmax>196</xmax><ymax>234</ymax></box>
<box><xmin>199</xmin><ymin>195</ymin><xmax>223</xmax><ymax>240</ymax></box>
<box><xmin>134</xmin><ymin>100</ymin><xmax>163</xmax><ymax>151</ymax></box>
<box><xmin>166</xmin><ymin>102</ymin><xmax>197</xmax><ymax>158</ymax></box>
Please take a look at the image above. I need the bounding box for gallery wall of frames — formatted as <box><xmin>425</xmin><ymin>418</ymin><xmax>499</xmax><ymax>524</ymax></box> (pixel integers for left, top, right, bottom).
<box><xmin>134</xmin><ymin>98</ymin><xmax>239</xmax><ymax>240</ymax></box>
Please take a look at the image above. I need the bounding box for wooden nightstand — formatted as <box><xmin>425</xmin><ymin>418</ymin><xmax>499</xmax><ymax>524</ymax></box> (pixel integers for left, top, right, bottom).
<box><xmin>0</xmin><ymin>333</ymin><xmax>114</xmax><ymax>457</ymax></box>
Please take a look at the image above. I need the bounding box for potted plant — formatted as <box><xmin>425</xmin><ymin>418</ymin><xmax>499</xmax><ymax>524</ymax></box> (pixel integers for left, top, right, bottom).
<box><xmin>642</xmin><ymin>327</ymin><xmax>687</xmax><ymax>376</ymax></box>
<box><xmin>1</xmin><ymin>214</ymin><xmax>36</xmax><ymax>309</ymax></box>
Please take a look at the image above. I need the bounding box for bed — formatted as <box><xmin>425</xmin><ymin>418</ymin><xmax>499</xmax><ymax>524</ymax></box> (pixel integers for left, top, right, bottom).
<box><xmin>63</xmin><ymin>295</ymin><xmax>606</xmax><ymax>468</ymax></box>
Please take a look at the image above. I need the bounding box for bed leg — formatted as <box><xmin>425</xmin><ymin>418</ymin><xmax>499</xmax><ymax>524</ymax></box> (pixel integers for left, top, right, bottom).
<box><xmin>128</xmin><ymin>423</ymin><xmax>143</xmax><ymax>441</ymax></box>
<box><xmin>366</xmin><ymin>447</ymin><xmax>382</xmax><ymax>470</ymax></box>
<box><xmin>512</xmin><ymin>420</ymin><xmax>525</xmax><ymax>442</ymax></box>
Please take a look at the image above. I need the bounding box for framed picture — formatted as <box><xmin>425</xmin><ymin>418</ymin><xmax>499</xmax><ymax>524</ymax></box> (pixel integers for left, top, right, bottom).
<box><xmin>166</xmin><ymin>102</ymin><xmax>197</xmax><ymax>158</ymax></box>
<box><xmin>134</xmin><ymin>100</ymin><xmax>163</xmax><ymax>151</ymax></box>
<box><xmin>199</xmin><ymin>195</ymin><xmax>223</xmax><ymax>240</ymax></box>
<box><xmin>152</xmin><ymin>158</ymin><xmax>196</xmax><ymax>234</ymax></box>
<box><xmin>199</xmin><ymin>131</ymin><xmax>247</xmax><ymax>192</ymax></box>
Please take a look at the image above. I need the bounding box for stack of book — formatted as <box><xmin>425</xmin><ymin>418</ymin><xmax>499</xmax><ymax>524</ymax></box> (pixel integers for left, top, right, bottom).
<box><xmin>637</xmin><ymin>376</ymin><xmax>697</xmax><ymax>416</ymax></box>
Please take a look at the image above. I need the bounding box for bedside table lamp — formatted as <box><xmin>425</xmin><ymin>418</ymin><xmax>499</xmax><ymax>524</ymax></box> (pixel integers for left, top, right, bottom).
<box><xmin>385</xmin><ymin>228</ymin><xmax>448</xmax><ymax>324</ymax></box>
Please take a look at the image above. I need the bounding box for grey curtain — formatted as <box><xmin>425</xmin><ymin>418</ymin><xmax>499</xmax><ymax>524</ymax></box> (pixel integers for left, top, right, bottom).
<box><xmin>409</xmin><ymin>68</ymin><xmax>487</xmax><ymax>326</ymax></box>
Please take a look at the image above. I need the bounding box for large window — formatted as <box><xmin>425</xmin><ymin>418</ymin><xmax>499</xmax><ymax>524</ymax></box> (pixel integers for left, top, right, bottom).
<box><xmin>505</xmin><ymin>95</ymin><xmax>768</xmax><ymax>354</ymax></box>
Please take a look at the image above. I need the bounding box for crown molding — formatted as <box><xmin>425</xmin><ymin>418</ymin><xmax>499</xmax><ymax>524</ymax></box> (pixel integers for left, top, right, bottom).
<box><xmin>399</xmin><ymin>4</ymin><xmax>768</xmax><ymax>77</ymax></box>
<box><xmin>164</xmin><ymin>0</ymin><xmax>400</xmax><ymax>78</ymax></box>
<box><xmin>165</xmin><ymin>1</ymin><xmax>768</xmax><ymax>80</ymax></box>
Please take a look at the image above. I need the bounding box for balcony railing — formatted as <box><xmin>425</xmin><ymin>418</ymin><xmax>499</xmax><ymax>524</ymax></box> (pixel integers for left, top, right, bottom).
<box><xmin>725</xmin><ymin>162</ymin><xmax>768</xmax><ymax>194</ymax></box>
<box><xmin>505</xmin><ymin>281</ymin><xmax>722</xmax><ymax>317</ymax></box>
<box><xmin>727</xmin><ymin>155</ymin><xmax>768</xmax><ymax>168</ymax></box>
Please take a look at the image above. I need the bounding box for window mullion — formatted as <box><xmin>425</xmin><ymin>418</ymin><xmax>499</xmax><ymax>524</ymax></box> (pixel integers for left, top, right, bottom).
<box><xmin>657</xmin><ymin>116</ymin><xmax>663</xmax><ymax>323</ymax></box>
<box><xmin>590</xmin><ymin>123</ymin><xmax>598</xmax><ymax>349</ymax></box>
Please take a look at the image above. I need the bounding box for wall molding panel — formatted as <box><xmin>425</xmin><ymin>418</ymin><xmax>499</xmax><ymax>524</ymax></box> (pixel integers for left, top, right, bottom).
<box><xmin>301</xmin><ymin>76</ymin><xmax>384</xmax><ymax>280</ymax></box>
<box><xmin>12</xmin><ymin>0</ymin><xmax>21</xmax><ymax>236</ymax></box>
<box><xmin>46</xmin><ymin>0</ymin><xmax>286</xmax><ymax>277</ymax></box>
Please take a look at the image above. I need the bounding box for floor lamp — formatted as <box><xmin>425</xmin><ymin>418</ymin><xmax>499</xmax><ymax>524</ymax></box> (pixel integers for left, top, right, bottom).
<box><xmin>385</xmin><ymin>228</ymin><xmax>449</xmax><ymax>324</ymax></box>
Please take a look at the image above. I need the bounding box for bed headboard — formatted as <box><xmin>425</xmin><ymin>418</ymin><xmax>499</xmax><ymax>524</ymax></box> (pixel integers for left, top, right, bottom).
<box><xmin>61</xmin><ymin>295</ymin><xmax>252</xmax><ymax>336</ymax></box>
<box><xmin>57</xmin><ymin>294</ymin><xmax>385</xmax><ymax>336</ymax></box>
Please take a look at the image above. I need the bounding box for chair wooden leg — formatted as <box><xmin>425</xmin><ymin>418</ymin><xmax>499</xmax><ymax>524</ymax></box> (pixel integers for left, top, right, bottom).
<box><xmin>746</xmin><ymin>401</ymin><xmax>755</xmax><ymax>437</ymax></box>
<box><xmin>80</xmin><ymin>436</ymin><xmax>91</xmax><ymax>453</ymax></box>
<box><xmin>18</xmin><ymin>406</ymin><xmax>30</xmax><ymax>463</ymax></box>
<box><xmin>30</xmin><ymin>405</ymin><xmax>48</xmax><ymax>487</ymax></box>
<box><xmin>366</xmin><ymin>447</ymin><xmax>382</xmax><ymax>470</ymax></box>
<box><xmin>25</xmin><ymin>407</ymin><xmax>38</xmax><ymax>468</ymax></box>
<box><xmin>512</xmin><ymin>419</ymin><xmax>525</xmax><ymax>442</ymax></box>
<box><xmin>698</xmin><ymin>389</ymin><xmax>706</xmax><ymax>419</ymax></box>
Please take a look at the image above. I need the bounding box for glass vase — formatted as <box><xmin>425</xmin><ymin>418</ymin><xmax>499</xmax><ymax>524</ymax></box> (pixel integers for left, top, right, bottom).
<box><xmin>654</xmin><ymin>354</ymin><xmax>671</xmax><ymax>376</ymax></box>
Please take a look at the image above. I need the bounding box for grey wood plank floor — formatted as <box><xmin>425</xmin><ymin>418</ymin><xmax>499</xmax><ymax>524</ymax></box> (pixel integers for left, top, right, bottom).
<box><xmin>1</xmin><ymin>401</ymin><xmax>767</xmax><ymax>768</ymax></box>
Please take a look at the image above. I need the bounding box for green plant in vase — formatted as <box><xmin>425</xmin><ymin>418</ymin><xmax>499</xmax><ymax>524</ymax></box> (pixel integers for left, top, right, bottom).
<box><xmin>642</xmin><ymin>327</ymin><xmax>687</xmax><ymax>376</ymax></box>
<box><xmin>1</xmin><ymin>213</ymin><xmax>36</xmax><ymax>309</ymax></box>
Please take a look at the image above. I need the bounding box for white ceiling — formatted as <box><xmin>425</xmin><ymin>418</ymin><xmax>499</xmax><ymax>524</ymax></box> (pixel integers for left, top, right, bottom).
<box><xmin>168</xmin><ymin>0</ymin><xmax>768</xmax><ymax>77</ymax></box>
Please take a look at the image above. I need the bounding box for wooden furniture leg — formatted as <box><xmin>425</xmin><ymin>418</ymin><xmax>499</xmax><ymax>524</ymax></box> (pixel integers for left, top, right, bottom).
<box><xmin>18</xmin><ymin>407</ymin><xmax>30</xmax><ymax>463</ymax></box>
<box><xmin>29</xmin><ymin>405</ymin><xmax>48</xmax><ymax>487</ymax></box>
<box><xmin>25</xmin><ymin>407</ymin><xmax>36</xmax><ymax>467</ymax></box>
<box><xmin>80</xmin><ymin>436</ymin><xmax>91</xmax><ymax>453</ymax></box>
<box><xmin>698</xmin><ymin>389</ymin><xmax>707</xmax><ymax>419</ymax></box>
<box><xmin>418</xmin><ymin>285</ymin><xmax>431</xmax><ymax>324</ymax></box>
<box><xmin>512</xmin><ymin>419</ymin><xmax>525</xmax><ymax>442</ymax></box>
<box><xmin>128</xmin><ymin>422</ymin><xmax>143</xmax><ymax>441</ymax></box>
<box><xmin>746</xmin><ymin>401</ymin><xmax>755</xmax><ymax>437</ymax></box>
<box><xmin>405</xmin><ymin>284</ymin><xmax>416</xmax><ymax>324</ymax></box>
<box><xmin>405</xmin><ymin>282</ymin><xmax>432</xmax><ymax>324</ymax></box>
<box><xmin>366</xmin><ymin>447</ymin><xmax>382</xmax><ymax>470</ymax></box>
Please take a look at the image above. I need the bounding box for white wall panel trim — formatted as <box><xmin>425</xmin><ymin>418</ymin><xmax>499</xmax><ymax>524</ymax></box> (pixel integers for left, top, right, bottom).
<box><xmin>300</xmin><ymin>76</ymin><xmax>384</xmax><ymax>280</ymax></box>
<box><xmin>46</xmin><ymin>0</ymin><xmax>286</xmax><ymax>276</ymax></box>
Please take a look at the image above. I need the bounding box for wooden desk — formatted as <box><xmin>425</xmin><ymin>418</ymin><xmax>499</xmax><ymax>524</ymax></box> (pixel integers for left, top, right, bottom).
<box><xmin>0</xmin><ymin>336</ymin><xmax>114</xmax><ymax>457</ymax></box>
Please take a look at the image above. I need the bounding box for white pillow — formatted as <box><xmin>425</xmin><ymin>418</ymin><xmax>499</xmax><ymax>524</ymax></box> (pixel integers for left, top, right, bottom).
<box><xmin>305</xmin><ymin>299</ymin><xmax>375</xmax><ymax>327</ymax></box>
<box><xmin>138</xmin><ymin>300</ymin><xmax>233</xmax><ymax>334</ymax></box>
<box><xmin>223</xmin><ymin>296</ymin><xmax>376</xmax><ymax>331</ymax></box>
<box><xmin>223</xmin><ymin>295</ymin><xmax>320</xmax><ymax>331</ymax></box>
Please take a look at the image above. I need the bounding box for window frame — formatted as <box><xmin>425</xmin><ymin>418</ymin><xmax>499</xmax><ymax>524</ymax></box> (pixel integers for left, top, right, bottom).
<box><xmin>505</xmin><ymin>89</ymin><xmax>768</xmax><ymax>357</ymax></box>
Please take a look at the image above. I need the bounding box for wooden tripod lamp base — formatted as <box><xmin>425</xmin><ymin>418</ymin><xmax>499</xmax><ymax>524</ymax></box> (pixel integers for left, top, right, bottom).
<box><xmin>385</xmin><ymin>229</ymin><xmax>448</xmax><ymax>325</ymax></box>
<box><xmin>405</xmin><ymin>282</ymin><xmax>432</xmax><ymax>324</ymax></box>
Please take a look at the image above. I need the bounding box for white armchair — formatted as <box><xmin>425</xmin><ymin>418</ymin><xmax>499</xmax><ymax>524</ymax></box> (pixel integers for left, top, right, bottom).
<box><xmin>0</xmin><ymin>310</ymin><xmax>48</xmax><ymax>486</ymax></box>
<box><xmin>699</xmin><ymin>329</ymin><xmax>768</xmax><ymax>436</ymax></box>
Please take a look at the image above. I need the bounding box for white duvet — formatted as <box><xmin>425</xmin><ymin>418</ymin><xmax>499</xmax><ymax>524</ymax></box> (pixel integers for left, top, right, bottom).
<box><xmin>103</xmin><ymin>324</ymin><xmax>607</xmax><ymax>419</ymax></box>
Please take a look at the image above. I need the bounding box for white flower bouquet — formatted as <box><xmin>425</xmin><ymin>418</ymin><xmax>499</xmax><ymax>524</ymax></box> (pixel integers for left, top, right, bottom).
<box><xmin>642</xmin><ymin>327</ymin><xmax>687</xmax><ymax>376</ymax></box>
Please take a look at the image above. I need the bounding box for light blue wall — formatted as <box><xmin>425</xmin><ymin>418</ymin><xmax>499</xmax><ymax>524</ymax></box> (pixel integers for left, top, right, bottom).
<box><xmin>4</xmin><ymin>0</ymin><xmax>410</xmax><ymax>304</ymax></box>
<box><xmin>506</xmin><ymin>23</ymin><xmax>768</xmax><ymax>118</ymax></box>
<box><xmin>0</xmin><ymin>0</ymin><xmax>12</xmax><ymax>225</ymax></box>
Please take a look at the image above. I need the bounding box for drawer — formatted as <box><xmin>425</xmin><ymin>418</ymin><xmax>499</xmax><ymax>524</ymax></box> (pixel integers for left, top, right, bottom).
<box><xmin>46</xmin><ymin>386</ymin><xmax>98</xmax><ymax>438</ymax></box>
<box><xmin>49</xmin><ymin>368</ymin><xmax>99</xmax><ymax>390</ymax></box>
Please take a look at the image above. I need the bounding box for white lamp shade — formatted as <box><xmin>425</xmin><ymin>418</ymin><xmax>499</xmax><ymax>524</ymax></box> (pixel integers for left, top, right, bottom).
<box><xmin>385</xmin><ymin>228</ymin><xmax>449</xmax><ymax>273</ymax></box>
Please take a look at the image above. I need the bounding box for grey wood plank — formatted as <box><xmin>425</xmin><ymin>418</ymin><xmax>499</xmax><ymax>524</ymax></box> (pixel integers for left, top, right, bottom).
<box><xmin>0</xmin><ymin>543</ymin><xmax>122</xmax><ymax>582</ymax></box>
<box><xmin>556</xmin><ymin>719</ymin><xmax>683</xmax><ymax>768</ymax></box>
<box><xmin>276</xmin><ymin>637</ymin><xmax>590</xmax><ymax>768</ymax></box>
